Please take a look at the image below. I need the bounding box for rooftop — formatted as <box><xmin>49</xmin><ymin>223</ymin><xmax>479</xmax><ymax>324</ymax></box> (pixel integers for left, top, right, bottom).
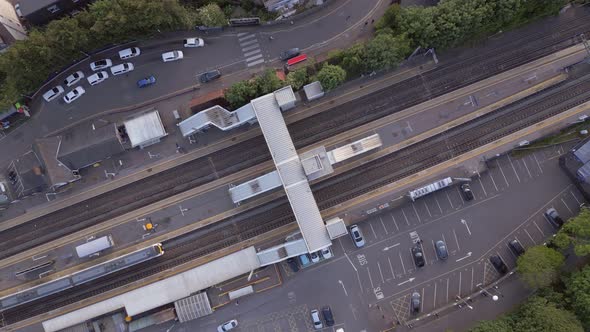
<box><xmin>57</xmin><ymin>123</ymin><xmax>124</xmax><ymax>170</ymax></box>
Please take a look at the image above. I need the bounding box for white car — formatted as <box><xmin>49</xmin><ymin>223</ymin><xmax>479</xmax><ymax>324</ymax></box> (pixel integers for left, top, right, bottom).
<box><xmin>119</xmin><ymin>47</ymin><xmax>141</xmax><ymax>59</ymax></box>
<box><xmin>110</xmin><ymin>63</ymin><xmax>134</xmax><ymax>75</ymax></box>
<box><xmin>161</xmin><ymin>50</ymin><xmax>184</xmax><ymax>62</ymax></box>
<box><xmin>183</xmin><ymin>37</ymin><xmax>204</xmax><ymax>48</ymax></box>
<box><xmin>43</xmin><ymin>85</ymin><xmax>65</xmax><ymax>102</ymax></box>
<box><xmin>14</xmin><ymin>3</ymin><xmax>23</xmax><ymax>18</ymax></box>
<box><xmin>90</xmin><ymin>59</ymin><xmax>112</xmax><ymax>71</ymax></box>
<box><xmin>87</xmin><ymin>71</ymin><xmax>109</xmax><ymax>86</ymax></box>
<box><xmin>63</xmin><ymin>86</ymin><xmax>85</xmax><ymax>104</ymax></box>
<box><xmin>63</xmin><ymin>71</ymin><xmax>85</xmax><ymax>87</ymax></box>
<box><xmin>320</xmin><ymin>247</ymin><xmax>332</xmax><ymax>259</ymax></box>
<box><xmin>217</xmin><ymin>319</ymin><xmax>238</xmax><ymax>332</ymax></box>
<box><xmin>311</xmin><ymin>309</ymin><xmax>323</xmax><ymax>330</ymax></box>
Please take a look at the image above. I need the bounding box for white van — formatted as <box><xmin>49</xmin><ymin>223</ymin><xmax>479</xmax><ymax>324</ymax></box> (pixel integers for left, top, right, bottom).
<box><xmin>111</xmin><ymin>63</ymin><xmax>134</xmax><ymax>76</ymax></box>
<box><xmin>118</xmin><ymin>47</ymin><xmax>141</xmax><ymax>60</ymax></box>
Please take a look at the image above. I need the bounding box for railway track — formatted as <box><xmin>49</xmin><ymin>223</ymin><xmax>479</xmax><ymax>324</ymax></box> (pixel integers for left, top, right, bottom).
<box><xmin>2</xmin><ymin>10</ymin><xmax>590</xmax><ymax>260</ymax></box>
<box><xmin>5</xmin><ymin>53</ymin><xmax>590</xmax><ymax>327</ymax></box>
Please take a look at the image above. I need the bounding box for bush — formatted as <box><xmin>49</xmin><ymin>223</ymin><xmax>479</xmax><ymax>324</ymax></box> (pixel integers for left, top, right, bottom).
<box><xmin>516</xmin><ymin>245</ymin><xmax>565</xmax><ymax>289</ymax></box>
<box><xmin>224</xmin><ymin>69</ymin><xmax>284</xmax><ymax>109</ymax></box>
<box><xmin>286</xmin><ymin>69</ymin><xmax>309</xmax><ymax>91</ymax></box>
<box><xmin>316</xmin><ymin>64</ymin><xmax>346</xmax><ymax>91</ymax></box>
<box><xmin>198</xmin><ymin>3</ymin><xmax>227</xmax><ymax>27</ymax></box>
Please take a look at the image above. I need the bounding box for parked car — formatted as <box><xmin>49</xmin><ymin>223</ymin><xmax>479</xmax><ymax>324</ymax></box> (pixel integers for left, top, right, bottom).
<box><xmin>137</xmin><ymin>75</ymin><xmax>156</xmax><ymax>88</ymax></box>
<box><xmin>545</xmin><ymin>208</ymin><xmax>564</xmax><ymax>228</ymax></box>
<box><xmin>310</xmin><ymin>251</ymin><xmax>320</xmax><ymax>263</ymax></box>
<box><xmin>87</xmin><ymin>71</ymin><xmax>109</xmax><ymax>86</ymax></box>
<box><xmin>184</xmin><ymin>37</ymin><xmax>204</xmax><ymax>47</ymax></box>
<box><xmin>14</xmin><ymin>3</ymin><xmax>23</xmax><ymax>18</ymax></box>
<box><xmin>435</xmin><ymin>240</ymin><xmax>448</xmax><ymax>260</ymax></box>
<box><xmin>350</xmin><ymin>225</ymin><xmax>365</xmax><ymax>248</ymax></box>
<box><xmin>279</xmin><ymin>48</ymin><xmax>300</xmax><ymax>61</ymax></box>
<box><xmin>63</xmin><ymin>86</ymin><xmax>85</xmax><ymax>104</ymax></box>
<box><xmin>508</xmin><ymin>239</ymin><xmax>525</xmax><ymax>256</ymax></box>
<box><xmin>320</xmin><ymin>247</ymin><xmax>333</xmax><ymax>259</ymax></box>
<box><xmin>217</xmin><ymin>319</ymin><xmax>238</xmax><ymax>332</ymax></box>
<box><xmin>489</xmin><ymin>255</ymin><xmax>508</xmax><ymax>274</ymax></box>
<box><xmin>199</xmin><ymin>69</ymin><xmax>221</xmax><ymax>83</ymax></box>
<box><xmin>162</xmin><ymin>50</ymin><xmax>184</xmax><ymax>62</ymax></box>
<box><xmin>322</xmin><ymin>306</ymin><xmax>335</xmax><ymax>326</ymax></box>
<box><xmin>411</xmin><ymin>292</ymin><xmax>421</xmax><ymax>314</ymax></box>
<box><xmin>412</xmin><ymin>245</ymin><xmax>425</xmax><ymax>267</ymax></box>
<box><xmin>299</xmin><ymin>253</ymin><xmax>311</xmax><ymax>267</ymax></box>
<box><xmin>111</xmin><ymin>63</ymin><xmax>134</xmax><ymax>76</ymax></box>
<box><xmin>310</xmin><ymin>309</ymin><xmax>323</xmax><ymax>330</ymax></box>
<box><xmin>286</xmin><ymin>257</ymin><xmax>299</xmax><ymax>272</ymax></box>
<box><xmin>118</xmin><ymin>47</ymin><xmax>141</xmax><ymax>59</ymax></box>
<box><xmin>90</xmin><ymin>58</ymin><xmax>112</xmax><ymax>71</ymax></box>
<box><xmin>43</xmin><ymin>85</ymin><xmax>64</xmax><ymax>102</ymax></box>
<box><xmin>63</xmin><ymin>71</ymin><xmax>84</xmax><ymax>87</ymax></box>
<box><xmin>460</xmin><ymin>183</ymin><xmax>474</xmax><ymax>201</ymax></box>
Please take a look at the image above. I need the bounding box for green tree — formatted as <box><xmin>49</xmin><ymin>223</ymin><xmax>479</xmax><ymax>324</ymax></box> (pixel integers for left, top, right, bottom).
<box><xmin>316</xmin><ymin>64</ymin><xmax>346</xmax><ymax>91</ymax></box>
<box><xmin>364</xmin><ymin>33</ymin><xmax>412</xmax><ymax>71</ymax></box>
<box><xmin>224</xmin><ymin>80</ymin><xmax>257</xmax><ymax>109</ymax></box>
<box><xmin>469</xmin><ymin>318</ymin><xmax>513</xmax><ymax>332</ymax></box>
<box><xmin>512</xmin><ymin>296</ymin><xmax>583</xmax><ymax>332</ymax></box>
<box><xmin>554</xmin><ymin>207</ymin><xmax>590</xmax><ymax>256</ymax></box>
<box><xmin>375</xmin><ymin>4</ymin><xmax>401</xmax><ymax>32</ymax></box>
<box><xmin>286</xmin><ymin>69</ymin><xmax>308</xmax><ymax>91</ymax></box>
<box><xmin>339</xmin><ymin>43</ymin><xmax>365</xmax><ymax>77</ymax></box>
<box><xmin>198</xmin><ymin>3</ymin><xmax>226</xmax><ymax>27</ymax></box>
<box><xmin>255</xmin><ymin>69</ymin><xmax>284</xmax><ymax>95</ymax></box>
<box><xmin>565</xmin><ymin>265</ymin><xmax>590</xmax><ymax>329</ymax></box>
<box><xmin>516</xmin><ymin>245</ymin><xmax>564</xmax><ymax>288</ymax></box>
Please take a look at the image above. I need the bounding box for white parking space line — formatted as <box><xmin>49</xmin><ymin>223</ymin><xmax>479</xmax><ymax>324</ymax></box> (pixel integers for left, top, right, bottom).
<box><xmin>378</xmin><ymin>262</ymin><xmax>385</xmax><ymax>284</ymax></box>
<box><xmin>421</xmin><ymin>287</ymin><xmax>425</xmax><ymax>313</ymax></box>
<box><xmin>457</xmin><ymin>186</ymin><xmax>466</xmax><ymax>203</ymax></box>
<box><xmin>399</xmin><ymin>252</ymin><xmax>407</xmax><ymax>275</ymax></box>
<box><xmin>423</xmin><ymin>201</ymin><xmax>432</xmax><ymax>217</ymax></box>
<box><xmin>412</xmin><ymin>203</ymin><xmax>422</xmax><ymax>223</ymax></box>
<box><xmin>497</xmin><ymin>252</ymin><xmax>508</xmax><ymax>267</ymax></box>
<box><xmin>487</xmin><ymin>170</ymin><xmax>499</xmax><ymax>191</ymax></box>
<box><xmin>514</xmin><ymin>235</ymin><xmax>523</xmax><ymax>249</ymax></box>
<box><xmin>410</xmin><ymin>248</ymin><xmax>417</xmax><ymax>269</ymax></box>
<box><xmin>453</xmin><ymin>229</ymin><xmax>461</xmax><ymax>252</ymax></box>
<box><xmin>570</xmin><ymin>190</ymin><xmax>582</xmax><ymax>205</ymax></box>
<box><xmin>533</xmin><ymin>153</ymin><xmax>544</xmax><ymax>174</ymax></box>
<box><xmin>422</xmin><ymin>243</ymin><xmax>428</xmax><ymax>265</ymax></box>
<box><xmin>242</xmin><ymin>44</ymin><xmax>260</xmax><ymax>52</ymax></box>
<box><xmin>247</xmin><ymin>59</ymin><xmax>265</xmax><ymax>67</ymax></box>
<box><xmin>379</xmin><ymin>216</ymin><xmax>389</xmax><ymax>235</ymax></box>
<box><xmin>432</xmin><ymin>240</ymin><xmax>439</xmax><ymax>261</ymax></box>
<box><xmin>433</xmin><ymin>282</ymin><xmax>438</xmax><ymax>308</ymax></box>
<box><xmin>370</xmin><ymin>222</ymin><xmax>378</xmax><ymax>239</ymax></box>
<box><xmin>458</xmin><ymin>271</ymin><xmax>463</xmax><ymax>297</ymax></box>
<box><xmin>478</xmin><ymin>177</ymin><xmax>488</xmax><ymax>197</ymax></box>
<box><xmin>471</xmin><ymin>267</ymin><xmax>475</xmax><ymax>292</ymax></box>
<box><xmin>388</xmin><ymin>257</ymin><xmax>396</xmax><ymax>280</ymax></box>
<box><xmin>496</xmin><ymin>159</ymin><xmax>510</xmax><ymax>187</ymax></box>
<box><xmin>561</xmin><ymin>198</ymin><xmax>573</xmax><ymax>214</ymax></box>
<box><xmin>507</xmin><ymin>155</ymin><xmax>521</xmax><ymax>183</ymax></box>
<box><xmin>367</xmin><ymin>267</ymin><xmax>375</xmax><ymax>289</ymax></box>
<box><xmin>390</xmin><ymin>213</ymin><xmax>400</xmax><ymax>231</ymax></box>
<box><xmin>506</xmin><ymin>243</ymin><xmax>518</xmax><ymax>259</ymax></box>
<box><xmin>524</xmin><ymin>228</ymin><xmax>536</xmax><ymax>244</ymax></box>
<box><xmin>446</xmin><ymin>192</ymin><xmax>454</xmax><ymax>209</ymax></box>
<box><xmin>533</xmin><ymin>220</ymin><xmax>545</xmax><ymax>237</ymax></box>
<box><xmin>442</xmin><ymin>234</ymin><xmax>449</xmax><ymax>252</ymax></box>
<box><xmin>345</xmin><ymin>253</ymin><xmax>358</xmax><ymax>272</ymax></box>
<box><xmin>435</xmin><ymin>197</ymin><xmax>444</xmax><ymax>214</ymax></box>
<box><xmin>402</xmin><ymin>209</ymin><xmax>410</xmax><ymax>226</ymax></box>
<box><xmin>521</xmin><ymin>158</ymin><xmax>533</xmax><ymax>178</ymax></box>
<box><xmin>446</xmin><ymin>278</ymin><xmax>450</xmax><ymax>302</ymax></box>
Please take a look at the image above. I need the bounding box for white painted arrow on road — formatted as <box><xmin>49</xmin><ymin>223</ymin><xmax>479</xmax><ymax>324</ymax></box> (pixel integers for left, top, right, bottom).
<box><xmin>456</xmin><ymin>252</ymin><xmax>472</xmax><ymax>262</ymax></box>
<box><xmin>397</xmin><ymin>277</ymin><xmax>415</xmax><ymax>286</ymax></box>
<box><xmin>460</xmin><ymin>219</ymin><xmax>472</xmax><ymax>235</ymax></box>
<box><xmin>382</xmin><ymin>243</ymin><xmax>400</xmax><ymax>251</ymax></box>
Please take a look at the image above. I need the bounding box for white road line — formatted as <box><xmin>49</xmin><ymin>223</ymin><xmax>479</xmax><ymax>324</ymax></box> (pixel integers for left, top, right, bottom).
<box><xmin>237</xmin><ymin>32</ymin><xmax>249</xmax><ymax>37</ymax></box>
<box><xmin>357</xmin><ymin>271</ymin><xmax>364</xmax><ymax>294</ymax></box>
<box><xmin>570</xmin><ymin>190</ymin><xmax>582</xmax><ymax>205</ymax></box>
<box><xmin>367</xmin><ymin>267</ymin><xmax>375</xmax><ymax>289</ymax></box>
<box><xmin>247</xmin><ymin>59</ymin><xmax>265</xmax><ymax>67</ymax></box>
<box><xmin>446</xmin><ymin>192</ymin><xmax>454</xmax><ymax>209</ymax></box>
<box><xmin>388</xmin><ymin>257</ymin><xmax>396</xmax><ymax>280</ymax></box>
<box><xmin>422</xmin><ymin>243</ymin><xmax>428</xmax><ymax>265</ymax></box>
<box><xmin>478</xmin><ymin>177</ymin><xmax>488</xmax><ymax>197</ymax></box>
<box><xmin>423</xmin><ymin>201</ymin><xmax>432</xmax><ymax>217</ymax></box>
<box><xmin>496</xmin><ymin>159</ymin><xmax>510</xmax><ymax>187</ymax></box>
<box><xmin>238</xmin><ymin>34</ymin><xmax>256</xmax><ymax>42</ymax></box>
<box><xmin>412</xmin><ymin>203</ymin><xmax>422</xmax><ymax>223</ymax></box>
<box><xmin>442</xmin><ymin>234</ymin><xmax>449</xmax><ymax>252</ymax></box>
<box><xmin>457</xmin><ymin>186</ymin><xmax>465</xmax><ymax>203</ymax></box>
<box><xmin>433</xmin><ymin>282</ymin><xmax>438</xmax><ymax>308</ymax></box>
<box><xmin>533</xmin><ymin>153</ymin><xmax>544</xmax><ymax>174</ymax></box>
<box><xmin>410</xmin><ymin>248</ymin><xmax>417</xmax><ymax>269</ymax></box>
<box><xmin>370</xmin><ymin>222</ymin><xmax>378</xmax><ymax>239</ymax></box>
<box><xmin>378</xmin><ymin>262</ymin><xmax>385</xmax><ymax>284</ymax></box>
<box><xmin>432</xmin><ymin>239</ymin><xmax>439</xmax><ymax>261</ymax></box>
<box><xmin>345</xmin><ymin>253</ymin><xmax>358</xmax><ymax>272</ymax></box>
<box><xmin>458</xmin><ymin>271</ymin><xmax>462</xmax><ymax>297</ymax></box>
<box><xmin>390</xmin><ymin>213</ymin><xmax>400</xmax><ymax>231</ymax></box>
<box><xmin>497</xmin><ymin>252</ymin><xmax>508</xmax><ymax>268</ymax></box>
<box><xmin>421</xmin><ymin>287</ymin><xmax>425</xmax><ymax>313</ymax></box>
<box><xmin>241</xmin><ymin>44</ymin><xmax>260</xmax><ymax>52</ymax></box>
<box><xmin>243</xmin><ymin>49</ymin><xmax>261</xmax><ymax>57</ymax></box>
<box><xmin>399</xmin><ymin>252</ymin><xmax>407</xmax><ymax>275</ymax></box>
<box><xmin>402</xmin><ymin>209</ymin><xmax>410</xmax><ymax>226</ymax></box>
<box><xmin>514</xmin><ymin>235</ymin><xmax>523</xmax><ymax>249</ymax></box>
<box><xmin>435</xmin><ymin>197</ymin><xmax>443</xmax><ymax>214</ymax></box>
<box><xmin>524</xmin><ymin>228</ymin><xmax>536</xmax><ymax>244</ymax></box>
<box><xmin>533</xmin><ymin>220</ymin><xmax>545</xmax><ymax>237</ymax></box>
<box><xmin>506</xmin><ymin>243</ymin><xmax>518</xmax><ymax>259</ymax></box>
<box><xmin>380</xmin><ymin>216</ymin><xmax>389</xmax><ymax>235</ymax></box>
<box><xmin>482</xmin><ymin>262</ymin><xmax>487</xmax><ymax>285</ymax></box>
<box><xmin>521</xmin><ymin>158</ymin><xmax>533</xmax><ymax>178</ymax></box>
<box><xmin>446</xmin><ymin>278</ymin><xmax>450</xmax><ymax>302</ymax></box>
<box><xmin>240</xmin><ymin>38</ymin><xmax>258</xmax><ymax>46</ymax></box>
<box><xmin>488</xmin><ymin>171</ymin><xmax>499</xmax><ymax>191</ymax></box>
<box><xmin>470</xmin><ymin>267</ymin><xmax>475</xmax><ymax>292</ymax></box>
<box><xmin>507</xmin><ymin>155</ymin><xmax>521</xmax><ymax>183</ymax></box>
<box><xmin>245</xmin><ymin>53</ymin><xmax>263</xmax><ymax>62</ymax></box>
<box><xmin>453</xmin><ymin>229</ymin><xmax>461</xmax><ymax>252</ymax></box>
<box><xmin>561</xmin><ymin>198</ymin><xmax>573</xmax><ymax>214</ymax></box>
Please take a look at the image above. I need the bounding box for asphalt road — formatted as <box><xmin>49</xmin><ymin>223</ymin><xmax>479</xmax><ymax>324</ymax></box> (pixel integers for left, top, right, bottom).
<box><xmin>160</xmin><ymin>144</ymin><xmax>584</xmax><ymax>332</ymax></box>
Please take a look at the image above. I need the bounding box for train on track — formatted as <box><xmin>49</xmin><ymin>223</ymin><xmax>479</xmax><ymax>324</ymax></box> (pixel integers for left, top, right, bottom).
<box><xmin>0</xmin><ymin>243</ymin><xmax>164</xmax><ymax>312</ymax></box>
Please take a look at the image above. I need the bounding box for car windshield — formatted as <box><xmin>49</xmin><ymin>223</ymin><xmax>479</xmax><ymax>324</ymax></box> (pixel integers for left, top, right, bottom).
<box><xmin>96</xmin><ymin>60</ymin><xmax>105</xmax><ymax>65</ymax></box>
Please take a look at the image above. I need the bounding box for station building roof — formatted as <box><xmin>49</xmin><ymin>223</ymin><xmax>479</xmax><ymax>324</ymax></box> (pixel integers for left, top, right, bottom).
<box><xmin>574</xmin><ymin>139</ymin><xmax>590</xmax><ymax>164</ymax></box>
<box><xmin>33</xmin><ymin>137</ymin><xmax>77</xmax><ymax>187</ymax></box>
<box><xmin>123</xmin><ymin>110</ymin><xmax>167</xmax><ymax>148</ymax></box>
<box><xmin>178</xmin><ymin>104</ymin><xmax>256</xmax><ymax>137</ymax></box>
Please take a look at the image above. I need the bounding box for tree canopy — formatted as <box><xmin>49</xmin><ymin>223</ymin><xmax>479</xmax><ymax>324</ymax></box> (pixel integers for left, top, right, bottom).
<box><xmin>516</xmin><ymin>245</ymin><xmax>564</xmax><ymax>288</ymax></box>
<box><xmin>512</xmin><ymin>296</ymin><xmax>583</xmax><ymax>332</ymax></box>
<box><xmin>565</xmin><ymin>265</ymin><xmax>590</xmax><ymax>330</ymax></box>
<box><xmin>286</xmin><ymin>69</ymin><xmax>309</xmax><ymax>91</ymax></box>
<box><xmin>198</xmin><ymin>3</ymin><xmax>226</xmax><ymax>27</ymax></box>
<box><xmin>553</xmin><ymin>207</ymin><xmax>590</xmax><ymax>256</ymax></box>
<box><xmin>316</xmin><ymin>64</ymin><xmax>346</xmax><ymax>91</ymax></box>
<box><xmin>224</xmin><ymin>69</ymin><xmax>284</xmax><ymax>109</ymax></box>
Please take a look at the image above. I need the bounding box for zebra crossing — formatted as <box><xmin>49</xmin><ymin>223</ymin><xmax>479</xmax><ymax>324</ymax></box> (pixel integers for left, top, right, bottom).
<box><xmin>238</xmin><ymin>32</ymin><xmax>265</xmax><ymax>67</ymax></box>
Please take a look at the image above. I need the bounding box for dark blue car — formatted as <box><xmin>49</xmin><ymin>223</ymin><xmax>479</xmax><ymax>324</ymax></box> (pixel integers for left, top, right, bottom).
<box><xmin>137</xmin><ymin>75</ymin><xmax>156</xmax><ymax>88</ymax></box>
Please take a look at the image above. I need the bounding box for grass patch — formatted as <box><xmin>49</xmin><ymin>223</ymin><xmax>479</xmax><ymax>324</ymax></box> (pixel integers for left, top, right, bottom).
<box><xmin>511</xmin><ymin>121</ymin><xmax>590</xmax><ymax>158</ymax></box>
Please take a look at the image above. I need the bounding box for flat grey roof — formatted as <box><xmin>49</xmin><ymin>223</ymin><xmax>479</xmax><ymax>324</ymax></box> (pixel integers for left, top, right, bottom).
<box><xmin>18</xmin><ymin>0</ymin><xmax>59</xmax><ymax>17</ymax></box>
<box><xmin>251</xmin><ymin>93</ymin><xmax>331</xmax><ymax>252</ymax></box>
<box><xmin>574</xmin><ymin>140</ymin><xmax>590</xmax><ymax>164</ymax></box>
<box><xmin>124</xmin><ymin>110</ymin><xmax>167</xmax><ymax>148</ymax></box>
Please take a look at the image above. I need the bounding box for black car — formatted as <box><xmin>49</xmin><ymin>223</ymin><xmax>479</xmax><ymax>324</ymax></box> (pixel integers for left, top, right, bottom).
<box><xmin>508</xmin><ymin>240</ymin><xmax>525</xmax><ymax>256</ymax></box>
<box><xmin>286</xmin><ymin>257</ymin><xmax>299</xmax><ymax>272</ymax></box>
<box><xmin>321</xmin><ymin>306</ymin><xmax>334</xmax><ymax>326</ymax></box>
<box><xmin>460</xmin><ymin>183</ymin><xmax>474</xmax><ymax>201</ymax></box>
<box><xmin>199</xmin><ymin>69</ymin><xmax>221</xmax><ymax>83</ymax></box>
<box><xmin>411</xmin><ymin>292</ymin><xmax>421</xmax><ymax>314</ymax></box>
<box><xmin>412</xmin><ymin>245</ymin><xmax>425</xmax><ymax>268</ymax></box>
<box><xmin>279</xmin><ymin>48</ymin><xmax>300</xmax><ymax>61</ymax></box>
<box><xmin>489</xmin><ymin>255</ymin><xmax>508</xmax><ymax>274</ymax></box>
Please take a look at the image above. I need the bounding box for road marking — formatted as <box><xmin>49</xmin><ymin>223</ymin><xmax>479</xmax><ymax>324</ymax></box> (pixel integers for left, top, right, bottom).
<box><xmin>345</xmin><ymin>253</ymin><xmax>357</xmax><ymax>272</ymax></box>
<box><xmin>460</xmin><ymin>219</ymin><xmax>471</xmax><ymax>236</ymax></box>
<box><xmin>367</xmin><ymin>267</ymin><xmax>375</xmax><ymax>289</ymax></box>
<box><xmin>561</xmin><ymin>198</ymin><xmax>573</xmax><ymax>214</ymax></box>
<box><xmin>370</xmin><ymin>222</ymin><xmax>378</xmax><ymax>239</ymax></box>
<box><xmin>338</xmin><ymin>280</ymin><xmax>348</xmax><ymax>297</ymax></box>
<box><xmin>432</xmin><ymin>239</ymin><xmax>439</xmax><ymax>261</ymax></box>
<box><xmin>378</xmin><ymin>262</ymin><xmax>385</xmax><ymax>284</ymax></box>
<box><xmin>237</xmin><ymin>32</ymin><xmax>249</xmax><ymax>37</ymax></box>
<box><xmin>456</xmin><ymin>252</ymin><xmax>472</xmax><ymax>262</ymax></box>
<box><xmin>245</xmin><ymin>53</ymin><xmax>263</xmax><ymax>62</ymax></box>
<box><xmin>247</xmin><ymin>59</ymin><xmax>265</xmax><ymax>67</ymax></box>
<box><xmin>458</xmin><ymin>271</ymin><xmax>462</xmax><ymax>297</ymax></box>
<box><xmin>524</xmin><ymin>228</ymin><xmax>536</xmax><ymax>244</ymax></box>
<box><xmin>421</xmin><ymin>287</ymin><xmax>425</xmax><ymax>313</ymax></box>
<box><xmin>514</xmin><ymin>235</ymin><xmax>523</xmax><ymax>249</ymax></box>
<box><xmin>241</xmin><ymin>44</ymin><xmax>260</xmax><ymax>52</ymax></box>
<box><xmin>478</xmin><ymin>177</ymin><xmax>488</xmax><ymax>197</ymax></box>
<box><xmin>388</xmin><ymin>257</ymin><xmax>396</xmax><ymax>280</ymax></box>
<box><xmin>383</xmin><ymin>243</ymin><xmax>400</xmax><ymax>251</ymax></box>
<box><xmin>507</xmin><ymin>155</ymin><xmax>521</xmax><ymax>183</ymax></box>
<box><xmin>507</xmin><ymin>242</ymin><xmax>518</xmax><ymax>258</ymax></box>
<box><xmin>390</xmin><ymin>213</ymin><xmax>400</xmax><ymax>231</ymax></box>
<box><xmin>423</xmin><ymin>201</ymin><xmax>432</xmax><ymax>217</ymax></box>
<box><xmin>433</xmin><ymin>282</ymin><xmax>438</xmax><ymax>308</ymax></box>
<box><xmin>410</xmin><ymin>248</ymin><xmax>417</xmax><ymax>269</ymax></box>
<box><xmin>422</xmin><ymin>242</ymin><xmax>428</xmax><ymax>265</ymax></box>
<box><xmin>570</xmin><ymin>190</ymin><xmax>582</xmax><ymax>205</ymax></box>
<box><xmin>240</xmin><ymin>38</ymin><xmax>258</xmax><ymax>46</ymax></box>
<box><xmin>243</xmin><ymin>49</ymin><xmax>261</xmax><ymax>57</ymax></box>
<box><xmin>496</xmin><ymin>159</ymin><xmax>510</xmax><ymax>187</ymax></box>
<box><xmin>457</xmin><ymin>186</ymin><xmax>465</xmax><ymax>204</ymax></box>
<box><xmin>521</xmin><ymin>158</ymin><xmax>533</xmax><ymax>178</ymax></box>
<box><xmin>397</xmin><ymin>277</ymin><xmax>415</xmax><ymax>286</ymax></box>
<box><xmin>533</xmin><ymin>220</ymin><xmax>545</xmax><ymax>237</ymax></box>
<box><xmin>402</xmin><ymin>209</ymin><xmax>410</xmax><ymax>226</ymax></box>
<box><xmin>446</xmin><ymin>192</ymin><xmax>454</xmax><ymax>209</ymax></box>
<box><xmin>442</xmin><ymin>233</ymin><xmax>449</xmax><ymax>252</ymax></box>
<box><xmin>399</xmin><ymin>252</ymin><xmax>407</xmax><ymax>275</ymax></box>
<box><xmin>497</xmin><ymin>252</ymin><xmax>508</xmax><ymax>268</ymax></box>
<box><xmin>238</xmin><ymin>34</ymin><xmax>256</xmax><ymax>42</ymax></box>
<box><xmin>446</xmin><ymin>278</ymin><xmax>450</xmax><ymax>302</ymax></box>
<box><xmin>379</xmin><ymin>216</ymin><xmax>389</xmax><ymax>235</ymax></box>
<box><xmin>533</xmin><ymin>153</ymin><xmax>544</xmax><ymax>173</ymax></box>
<box><xmin>471</xmin><ymin>267</ymin><xmax>475</xmax><ymax>292</ymax></box>
<box><xmin>487</xmin><ymin>170</ymin><xmax>499</xmax><ymax>191</ymax></box>
<box><xmin>435</xmin><ymin>197</ymin><xmax>443</xmax><ymax>214</ymax></box>
<box><xmin>453</xmin><ymin>229</ymin><xmax>461</xmax><ymax>252</ymax></box>
<box><xmin>412</xmin><ymin>203</ymin><xmax>422</xmax><ymax>223</ymax></box>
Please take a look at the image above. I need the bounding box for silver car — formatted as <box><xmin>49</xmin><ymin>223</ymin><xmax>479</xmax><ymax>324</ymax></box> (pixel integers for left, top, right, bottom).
<box><xmin>350</xmin><ymin>225</ymin><xmax>365</xmax><ymax>248</ymax></box>
<box><xmin>435</xmin><ymin>240</ymin><xmax>448</xmax><ymax>260</ymax></box>
<box><xmin>311</xmin><ymin>309</ymin><xmax>323</xmax><ymax>329</ymax></box>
